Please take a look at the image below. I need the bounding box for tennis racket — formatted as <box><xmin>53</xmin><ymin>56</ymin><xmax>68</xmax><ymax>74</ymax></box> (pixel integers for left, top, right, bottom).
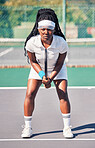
<box><xmin>44</xmin><ymin>48</ymin><xmax>51</xmax><ymax>88</ymax></box>
<box><xmin>45</xmin><ymin>48</ymin><xmax>48</xmax><ymax>80</ymax></box>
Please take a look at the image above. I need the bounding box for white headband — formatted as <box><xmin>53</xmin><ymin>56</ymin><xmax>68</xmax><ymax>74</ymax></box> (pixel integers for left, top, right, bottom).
<box><xmin>38</xmin><ymin>20</ymin><xmax>55</xmax><ymax>30</ymax></box>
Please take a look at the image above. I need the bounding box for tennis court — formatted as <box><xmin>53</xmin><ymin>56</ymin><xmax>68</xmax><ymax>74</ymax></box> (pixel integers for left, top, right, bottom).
<box><xmin>0</xmin><ymin>86</ymin><xmax>95</xmax><ymax>148</ymax></box>
<box><xmin>0</xmin><ymin>86</ymin><xmax>95</xmax><ymax>139</ymax></box>
<box><xmin>0</xmin><ymin>0</ymin><xmax>95</xmax><ymax>146</ymax></box>
<box><xmin>0</xmin><ymin>40</ymin><xmax>95</xmax><ymax>147</ymax></box>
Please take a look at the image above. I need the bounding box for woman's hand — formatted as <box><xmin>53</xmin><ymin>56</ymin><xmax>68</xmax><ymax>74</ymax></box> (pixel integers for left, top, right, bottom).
<box><xmin>42</xmin><ymin>76</ymin><xmax>51</xmax><ymax>88</ymax></box>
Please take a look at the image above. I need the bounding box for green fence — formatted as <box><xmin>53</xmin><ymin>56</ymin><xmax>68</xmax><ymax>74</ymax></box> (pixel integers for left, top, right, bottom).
<box><xmin>66</xmin><ymin>0</ymin><xmax>95</xmax><ymax>38</ymax></box>
<box><xmin>0</xmin><ymin>5</ymin><xmax>63</xmax><ymax>38</ymax></box>
<box><xmin>0</xmin><ymin>0</ymin><xmax>95</xmax><ymax>38</ymax></box>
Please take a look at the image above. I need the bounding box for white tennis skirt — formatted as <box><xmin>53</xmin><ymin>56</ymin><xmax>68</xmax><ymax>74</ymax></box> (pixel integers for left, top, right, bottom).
<box><xmin>28</xmin><ymin>64</ymin><xmax>68</xmax><ymax>80</ymax></box>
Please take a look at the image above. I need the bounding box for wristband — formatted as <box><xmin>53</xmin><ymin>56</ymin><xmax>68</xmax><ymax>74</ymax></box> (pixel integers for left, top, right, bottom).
<box><xmin>38</xmin><ymin>71</ymin><xmax>45</xmax><ymax>79</ymax></box>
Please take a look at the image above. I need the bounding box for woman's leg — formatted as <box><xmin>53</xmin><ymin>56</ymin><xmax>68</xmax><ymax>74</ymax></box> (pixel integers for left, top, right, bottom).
<box><xmin>54</xmin><ymin>79</ymin><xmax>70</xmax><ymax>114</ymax></box>
<box><xmin>54</xmin><ymin>79</ymin><xmax>73</xmax><ymax>138</ymax></box>
<box><xmin>24</xmin><ymin>79</ymin><xmax>42</xmax><ymax>116</ymax></box>
<box><xmin>22</xmin><ymin>79</ymin><xmax>42</xmax><ymax>138</ymax></box>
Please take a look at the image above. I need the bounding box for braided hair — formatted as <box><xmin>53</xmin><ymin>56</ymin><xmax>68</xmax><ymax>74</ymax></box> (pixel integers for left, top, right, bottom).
<box><xmin>24</xmin><ymin>8</ymin><xmax>66</xmax><ymax>58</ymax></box>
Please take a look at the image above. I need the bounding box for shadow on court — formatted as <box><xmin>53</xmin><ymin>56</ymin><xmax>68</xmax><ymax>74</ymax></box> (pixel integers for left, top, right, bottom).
<box><xmin>72</xmin><ymin>123</ymin><xmax>95</xmax><ymax>137</ymax></box>
<box><xmin>32</xmin><ymin>130</ymin><xmax>63</xmax><ymax>138</ymax></box>
<box><xmin>26</xmin><ymin>123</ymin><xmax>95</xmax><ymax>139</ymax></box>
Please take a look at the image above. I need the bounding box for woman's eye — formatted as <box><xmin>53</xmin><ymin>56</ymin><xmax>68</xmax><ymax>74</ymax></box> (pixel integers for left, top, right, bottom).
<box><xmin>42</xmin><ymin>29</ymin><xmax>45</xmax><ymax>31</ymax></box>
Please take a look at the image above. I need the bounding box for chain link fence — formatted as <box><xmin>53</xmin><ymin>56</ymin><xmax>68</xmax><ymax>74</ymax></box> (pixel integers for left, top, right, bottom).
<box><xmin>66</xmin><ymin>0</ymin><xmax>95</xmax><ymax>38</ymax></box>
<box><xmin>0</xmin><ymin>5</ymin><xmax>63</xmax><ymax>38</ymax></box>
<box><xmin>0</xmin><ymin>1</ymin><xmax>95</xmax><ymax>39</ymax></box>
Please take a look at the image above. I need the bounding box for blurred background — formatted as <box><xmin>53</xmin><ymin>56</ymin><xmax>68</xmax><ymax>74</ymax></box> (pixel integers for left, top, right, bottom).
<box><xmin>0</xmin><ymin>0</ymin><xmax>95</xmax><ymax>67</ymax></box>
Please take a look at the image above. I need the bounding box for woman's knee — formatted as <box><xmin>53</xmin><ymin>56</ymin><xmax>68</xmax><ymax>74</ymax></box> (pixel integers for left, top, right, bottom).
<box><xmin>59</xmin><ymin>90</ymin><xmax>68</xmax><ymax>101</ymax></box>
<box><xmin>25</xmin><ymin>89</ymin><xmax>36</xmax><ymax>101</ymax></box>
<box><xmin>54</xmin><ymin>79</ymin><xmax>68</xmax><ymax>100</ymax></box>
<box><xmin>25</xmin><ymin>79</ymin><xmax>41</xmax><ymax>100</ymax></box>
<box><xmin>24</xmin><ymin>91</ymin><xmax>35</xmax><ymax>108</ymax></box>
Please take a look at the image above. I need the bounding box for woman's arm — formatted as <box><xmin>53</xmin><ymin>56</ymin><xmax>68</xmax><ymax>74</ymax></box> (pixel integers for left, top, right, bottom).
<box><xmin>50</xmin><ymin>52</ymin><xmax>67</xmax><ymax>81</ymax></box>
<box><xmin>27</xmin><ymin>51</ymin><xmax>51</xmax><ymax>88</ymax></box>
<box><xmin>27</xmin><ymin>51</ymin><xmax>42</xmax><ymax>73</ymax></box>
<box><xmin>42</xmin><ymin>52</ymin><xmax>67</xmax><ymax>87</ymax></box>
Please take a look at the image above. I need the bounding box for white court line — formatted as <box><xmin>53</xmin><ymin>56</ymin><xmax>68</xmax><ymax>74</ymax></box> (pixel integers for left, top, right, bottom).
<box><xmin>0</xmin><ymin>138</ymin><xmax>95</xmax><ymax>141</ymax></box>
<box><xmin>0</xmin><ymin>87</ymin><xmax>27</xmax><ymax>89</ymax></box>
<box><xmin>0</xmin><ymin>48</ymin><xmax>13</xmax><ymax>57</ymax></box>
<box><xmin>0</xmin><ymin>86</ymin><xmax>95</xmax><ymax>89</ymax></box>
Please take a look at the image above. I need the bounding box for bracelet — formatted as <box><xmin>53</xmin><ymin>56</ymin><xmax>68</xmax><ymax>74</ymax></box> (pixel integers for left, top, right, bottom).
<box><xmin>38</xmin><ymin>71</ymin><xmax>45</xmax><ymax>79</ymax></box>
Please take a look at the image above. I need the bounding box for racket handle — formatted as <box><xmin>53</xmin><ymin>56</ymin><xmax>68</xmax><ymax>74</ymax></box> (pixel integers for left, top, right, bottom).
<box><xmin>44</xmin><ymin>83</ymin><xmax>51</xmax><ymax>88</ymax></box>
<box><xmin>45</xmin><ymin>48</ymin><xmax>47</xmax><ymax>79</ymax></box>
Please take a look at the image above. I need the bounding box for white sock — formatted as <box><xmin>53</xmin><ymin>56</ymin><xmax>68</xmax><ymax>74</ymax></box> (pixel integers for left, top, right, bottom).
<box><xmin>24</xmin><ymin>116</ymin><xmax>32</xmax><ymax>128</ymax></box>
<box><xmin>62</xmin><ymin>113</ymin><xmax>71</xmax><ymax>129</ymax></box>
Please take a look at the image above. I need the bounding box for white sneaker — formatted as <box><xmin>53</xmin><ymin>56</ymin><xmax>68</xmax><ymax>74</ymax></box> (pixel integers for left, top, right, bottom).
<box><xmin>21</xmin><ymin>126</ymin><xmax>32</xmax><ymax>138</ymax></box>
<box><xmin>63</xmin><ymin>126</ymin><xmax>74</xmax><ymax>138</ymax></box>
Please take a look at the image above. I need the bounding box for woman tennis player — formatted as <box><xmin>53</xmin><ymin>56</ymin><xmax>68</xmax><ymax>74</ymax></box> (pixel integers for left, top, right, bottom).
<box><xmin>21</xmin><ymin>8</ymin><xmax>73</xmax><ymax>138</ymax></box>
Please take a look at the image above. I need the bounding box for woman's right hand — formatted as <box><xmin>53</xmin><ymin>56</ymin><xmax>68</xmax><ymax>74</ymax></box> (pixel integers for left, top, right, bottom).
<box><xmin>42</xmin><ymin>76</ymin><xmax>51</xmax><ymax>88</ymax></box>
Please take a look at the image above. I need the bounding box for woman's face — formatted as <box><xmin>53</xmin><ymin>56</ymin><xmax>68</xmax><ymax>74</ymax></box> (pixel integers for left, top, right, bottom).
<box><xmin>38</xmin><ymin>28</ymin><xmax>54</xmax><ymax>43</ymax></box>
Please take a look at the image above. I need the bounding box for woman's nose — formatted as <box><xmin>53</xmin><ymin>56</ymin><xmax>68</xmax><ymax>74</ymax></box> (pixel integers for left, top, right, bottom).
<box><xmin>44</xmin><ymin>29</ymin><xmax>48</xmax><ymax>34</ymax></box>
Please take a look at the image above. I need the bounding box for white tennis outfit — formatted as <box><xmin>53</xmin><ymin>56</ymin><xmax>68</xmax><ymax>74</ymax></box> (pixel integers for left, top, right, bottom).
<box><xmin>26</xmin><ymin>34</ymin><xmax>68</xmax><ymax>80</ymax></box>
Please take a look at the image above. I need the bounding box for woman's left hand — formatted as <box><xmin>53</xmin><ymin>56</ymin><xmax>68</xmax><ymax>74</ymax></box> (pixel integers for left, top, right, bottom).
<box><xmin>42</xmin><ymin>76</ymin><xmax>51</xmax><ymax>88</ymax></box>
